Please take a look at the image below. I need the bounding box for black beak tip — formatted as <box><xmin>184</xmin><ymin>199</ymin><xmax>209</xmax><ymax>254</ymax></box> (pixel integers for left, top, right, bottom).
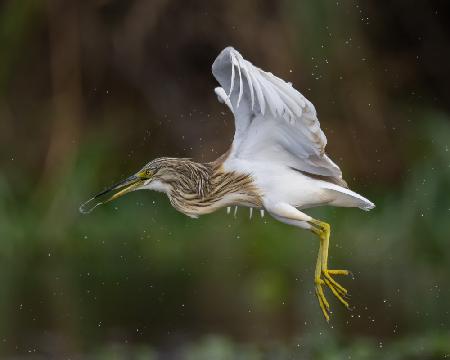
<box><xmin>79</xmin><ymin>174</ymin><xmax>141</xmax><ymax>215</ymax></box>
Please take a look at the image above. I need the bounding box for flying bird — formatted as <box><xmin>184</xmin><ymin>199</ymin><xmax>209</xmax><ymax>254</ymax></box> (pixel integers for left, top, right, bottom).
<box><xmin>80</xmin><ymin>47</ymin><xmax>374</xmax><ymax>321</ymax></box>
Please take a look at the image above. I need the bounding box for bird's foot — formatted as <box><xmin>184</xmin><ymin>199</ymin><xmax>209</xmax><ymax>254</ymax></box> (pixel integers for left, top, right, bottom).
<box><xmin>315</xmin><ymin>269</ymin><xmax>350</xmax><ymax>321</ymax></box>
<box><xmin>309</xmin><ymin>218</ymin><xmax>352</xmax><ymax>321</ymax></box>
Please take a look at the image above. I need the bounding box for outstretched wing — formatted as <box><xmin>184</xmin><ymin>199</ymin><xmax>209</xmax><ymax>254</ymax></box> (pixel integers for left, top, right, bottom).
<box><xmin>212</xmin><ymin>47</ymin><xmax>345</xmax><ymax>182</ymax></box>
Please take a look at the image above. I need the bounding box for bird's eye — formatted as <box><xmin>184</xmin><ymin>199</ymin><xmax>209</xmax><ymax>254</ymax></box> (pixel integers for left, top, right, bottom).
<box><xmin>138</xmin><ymin>169</ymin><xmax>153</xmax><ymax>179</ymax></box>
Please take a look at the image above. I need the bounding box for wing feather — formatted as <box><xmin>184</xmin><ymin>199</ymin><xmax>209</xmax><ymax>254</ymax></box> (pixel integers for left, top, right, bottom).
<box><xmin>239</xmin><ymin>57</ymin><xmax>255</xmax><ymax>110</ymax></box>
<box><xmin>212</xmin><ymin>47</ymin><xmax>343</xmax><ymax>179</ymax></box>
<box><xmin>249</xmin><ymin>68</ymin><xmax>266</xmax><ymax>115</ymax></box>
<box><xmin>236</xmin><ymin>56</ymin><xmax>244</xmax><ymax>108</ymax></box>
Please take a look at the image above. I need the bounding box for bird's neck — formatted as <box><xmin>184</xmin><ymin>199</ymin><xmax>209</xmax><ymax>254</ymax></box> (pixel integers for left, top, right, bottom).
<box><xmin>167</xmin><ymin>159</ymin><xmax>262</xmax><ymax>217</ymax></box>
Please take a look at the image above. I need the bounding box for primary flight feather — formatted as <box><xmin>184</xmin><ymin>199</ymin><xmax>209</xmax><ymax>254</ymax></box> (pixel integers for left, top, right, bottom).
<box><xmin>80</xmin><ymin>46</ymin><xmax>374</xmax><ymax>321</ymax></box>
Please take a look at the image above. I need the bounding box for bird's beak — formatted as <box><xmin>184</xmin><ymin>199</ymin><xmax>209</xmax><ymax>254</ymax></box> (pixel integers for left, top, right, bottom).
<box><xmin>79</xmin><ymin>170</ymin><xmax>150</xmax><ymax>214</ymax></box>
<box><xmin>97</xmin><ymin>174</ymin><xmax>143</xmax><ymax>201</ymax></box>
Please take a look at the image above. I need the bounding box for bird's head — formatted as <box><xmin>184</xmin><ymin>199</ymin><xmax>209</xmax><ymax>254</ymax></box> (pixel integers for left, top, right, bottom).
<box><xmin>79</xmin><ymin>157</ymin><xmax>182</xmax><ymax>214</ymax></box>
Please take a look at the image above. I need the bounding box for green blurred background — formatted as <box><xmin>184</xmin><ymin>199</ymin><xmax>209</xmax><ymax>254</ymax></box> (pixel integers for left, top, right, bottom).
<box><xmin>1</xmin><ymin>0</ymin><xmax>449</xmax><ymax>358</ymax></box>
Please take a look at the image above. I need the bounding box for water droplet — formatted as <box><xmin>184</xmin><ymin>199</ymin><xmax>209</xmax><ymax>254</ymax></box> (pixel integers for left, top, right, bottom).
<box><xmin>79</xmin><ymin>197</ymin><xmax>103</xmax><ymax>214</ymax></box>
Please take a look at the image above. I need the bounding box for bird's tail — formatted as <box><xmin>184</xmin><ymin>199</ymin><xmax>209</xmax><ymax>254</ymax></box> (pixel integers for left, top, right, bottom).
<box><xmin>357</xmin><ymin>196</ymin><xmax>375</xmax><ymax>211</ymax></box>
<box><xmin>320</xmin><ymin>183</ymin><xmax>375</xmax><ymax>211</ymax></box>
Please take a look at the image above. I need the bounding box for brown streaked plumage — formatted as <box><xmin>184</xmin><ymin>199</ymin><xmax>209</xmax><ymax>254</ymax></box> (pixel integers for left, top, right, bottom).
<box><xmin>141</xmin><ymin>157</ymin><xmax>262</xmax><ymax>218</ymax></box>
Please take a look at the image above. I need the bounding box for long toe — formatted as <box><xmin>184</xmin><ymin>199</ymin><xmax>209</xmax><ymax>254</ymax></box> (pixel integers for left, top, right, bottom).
<box><xmin>322</xmin><ymin>269</ymin><xmax>350</xmax><ymax>308</ymax></box>
<box><xmin>315</xmin><ymin>282</ymin><xmax>330</xmax><ymax>322</ymax></box>
<box><xmin>323</xmin><ymin>270</ymin><xmax>348</xmax><ymax>296</ymax></box>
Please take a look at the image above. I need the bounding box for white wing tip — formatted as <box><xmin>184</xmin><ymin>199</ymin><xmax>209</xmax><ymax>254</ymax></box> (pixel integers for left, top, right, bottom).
<box><xmin>214</xmin><ymin>46</ymin><xmax>240</xmax><ymax>63</ymax></box>
<box><xmin>222</xmin><ymin>46</ymin><xmax>238</xmax><ymax>54</ymax></box>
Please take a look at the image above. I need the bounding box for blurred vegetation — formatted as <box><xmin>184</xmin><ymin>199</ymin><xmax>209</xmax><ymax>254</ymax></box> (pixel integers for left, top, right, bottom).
<box><xmin>1</xmin><ymin>0</ymin><xmax>449</xmax><ymax>358</ymax></box>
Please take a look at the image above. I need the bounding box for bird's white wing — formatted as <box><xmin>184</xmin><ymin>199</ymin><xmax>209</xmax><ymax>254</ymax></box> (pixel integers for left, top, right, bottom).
<box><xmin>212</xmin><ymin>47</ymin><xmax>343</xmax><ymax>179</ymax></box>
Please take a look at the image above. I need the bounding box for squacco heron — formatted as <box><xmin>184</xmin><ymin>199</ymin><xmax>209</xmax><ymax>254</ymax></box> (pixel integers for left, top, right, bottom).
<box><xmin>80</xmin><ymin>47</ymin><xmax>375</xmax><ymax>321</ymax></box>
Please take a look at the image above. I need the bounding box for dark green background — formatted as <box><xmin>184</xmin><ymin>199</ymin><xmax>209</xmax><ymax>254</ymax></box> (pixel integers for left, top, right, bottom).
<box><xmin>1</xmin><ymin>0</ymin><xmax>449</xmax><ymax>358</ymax></box>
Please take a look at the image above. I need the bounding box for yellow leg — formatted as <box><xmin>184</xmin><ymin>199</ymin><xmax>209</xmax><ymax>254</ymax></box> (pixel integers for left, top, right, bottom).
<box><xmin>314</xmin><ymin>239</ymin><xmax>330</xmax><ymax>321</ymax></box>
<box><xmin>310</xmin><ymin>219</ymin><xmax>350</xmax><ymax>321</ymax></box>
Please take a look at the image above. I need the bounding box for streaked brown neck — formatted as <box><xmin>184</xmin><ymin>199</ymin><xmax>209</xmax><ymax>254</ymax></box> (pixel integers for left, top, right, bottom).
<box><xmin>166</xmin><ymin>159</ymin><xmax>262</xmax><ymax>217</ymax></box>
